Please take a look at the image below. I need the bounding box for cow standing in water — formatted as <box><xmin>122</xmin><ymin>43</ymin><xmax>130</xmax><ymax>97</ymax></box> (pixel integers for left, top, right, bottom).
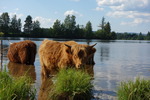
<box><xmin>39</xmin><ymin>39</ymin><xmax>96</xmax><ymax>77</ymax></box>
<box><xmin>7</xmin><ymin>40</ymin><xmax>36</xmax><ymax>65</ymax></box>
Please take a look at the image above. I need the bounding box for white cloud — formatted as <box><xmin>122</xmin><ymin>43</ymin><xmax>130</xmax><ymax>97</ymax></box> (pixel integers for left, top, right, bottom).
<box><xmin>96</xmin><ymin>0</ymin><xmax>123</xmax><ymax>6</ymax></box>
<box><xmin>14</xmin><ymin>8</ymin><xmax>19</xmax><ymax>11</ymax></box>
<box><xmin>107</xmin><ymin>11</ymin><xmax>150</xmax><ymax>18</ymax></box>
<box><xmin>0</xmin><ymin>12</ymin><xmax>22</xmax><ymax>18</ymax></box>
<box><xmin>110</xmin><ymin>4</ymin><xmax>125</xmax><ymax>11</ymax></box>
<box><xmin>121</xmin><ymin>18</ymin><xmax>150</xmax><ymax>26</ymax></box>
<box><xmin>33</xmin><ymin>16</ymin><xmax>54</xmax><ymax>28</ymax></box>
<box><xmin>96</xmin><ymin>0</ymin><xmax>150</xmax><ymax>12</ymax></box>
<box><xmin>96</xmin><ymin>0</ymin><xmax>150</xmax><ymax>26</ymax></box>
<box><xmin>95</xmin><ymin>7</ymin><xmax>104</xmax><ymax>11</ymax></box>
<box><xmin>9</xmin><ymin>12</ymin><xmax>24</xmax><ymax>18</ymax></box>
<box><xmin>64</xmin><ymin>10</ymin><xmax>83</xmax><ymax>17</ymax></box>
<box><xmin>107</xmin><ymin>10</ymin><xmax>150</xmax><ymax>26</ymax></box>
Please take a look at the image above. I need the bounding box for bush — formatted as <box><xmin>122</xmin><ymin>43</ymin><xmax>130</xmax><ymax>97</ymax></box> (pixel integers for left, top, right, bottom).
<box><xmin>0</xmin><ymin>32</ymin><xmax>4</xmax><ymax>37</ymax></box>
<box><xmin>0</xmin><ymin>70</ymin><xmax>36</xmax><ymax>100</ymax></box>
<box><xmin>49</xmin><ymin>68</ymin><xmax>93</xmax><ymax>100</ymax></box>
<box><xmin>117</xmin><ymin>77</ymin><xmax>150</xmax><ymax>100</ymax></box>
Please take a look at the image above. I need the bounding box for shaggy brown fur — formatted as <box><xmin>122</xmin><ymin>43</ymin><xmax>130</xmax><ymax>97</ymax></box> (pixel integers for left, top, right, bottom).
<box><xmin>7</xmin><ymin>40</ymin><xmax>36</xmax><ymax>65</ymax></box>
<box><xmin>39</xmin><ymin>39</ymin><xmax>96</xmax><ymax>77</ymax></box>
<box><xmin>64</xmin><ymin>41</ymin><xmax>96</xmax><ymax>65</ymax></box>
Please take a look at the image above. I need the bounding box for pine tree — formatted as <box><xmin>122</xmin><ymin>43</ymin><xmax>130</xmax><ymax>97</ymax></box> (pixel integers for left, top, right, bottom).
<box><xmin>17</xmin><ymin>18</ymin><xmax>22</xmax><ymax>33</ymax></box>
<box><xmin>63</xmin><ymin>15</ymin><xmax>76</xmax><ymax>37</ymax></box>
<box><xmin>0</xmin><ymin>12</ymin><xmax>10</xmax><ymax>33</ymax></box>
<box><xmin>104</xmin><ymin>22</ymin><xmax>111</xmax><ymax>34</ymax></box>
<box><xmin>146</xmin><ymin>31</ymin><xmax>150</xmax><ymax>40</ymax></box>
<box><xmin>33</xmin><ymin>20</ymin><xmax>40</xmax><ymax>29</ymax></box>
<box><xmin>10</xmin><ymin>15</ymin><xmax>18</xmax><ymax>33</ymax></box>
<box><xmin>98</xmin><ymin>17</ymin><xmax>106</xmax><ymax>31</ymax></box>
<box><xmin>85</xmin><ymin>21</ymin><xmax>93</xmax><ymax>39</ymax></box>
<box><xmin>24</xmin><ymin>15</ymin><xmax>32</xmax><ymax>34</ymax></box>
<box><xmin>53</xmin><ymin>19</ymin><xmax>62</xmax><ymax>37</ymax></box>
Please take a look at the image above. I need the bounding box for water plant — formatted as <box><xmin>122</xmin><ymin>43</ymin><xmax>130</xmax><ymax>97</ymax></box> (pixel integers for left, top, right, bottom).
<box><xmin>117</xmin><ymin>77</ymin><xmax>150</xmax><ymax>100</ymax></box>
<box><xmin>0</xmin><ymin>69</ymin><xmax>36</xmax><ymax>100</ymax></box>
<box><xmin>49</xmin><ymin>68</ymin><xmax>93</xmax><ymax>100</ymax></box>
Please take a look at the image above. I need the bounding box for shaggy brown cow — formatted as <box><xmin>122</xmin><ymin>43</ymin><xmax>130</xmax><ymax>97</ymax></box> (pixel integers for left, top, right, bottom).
<box><xmin>39</xmin><ymin>39</ymin><xmax>96</xmax><ymax>77</ymax></box>
<box><xmin>7</xmin><ymin>40</ymin><xmax>36</xmax><ymax>65</ymax></box>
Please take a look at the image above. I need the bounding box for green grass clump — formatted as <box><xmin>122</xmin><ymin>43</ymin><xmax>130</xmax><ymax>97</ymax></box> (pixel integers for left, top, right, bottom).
<box><xmin>117</xmin><ymin>77</ymin><xmax>150</xmax><ymax>100</ymax></box>
<box><xmin>50</xmin><ymin>68</ymin><xmax>93</xmax><ymax>100</ymax></box>
<box><xmin>0</xmin><ymin>32</ymin><xmax>4</xmax><ymax>36</ymax></box>
<box><xmin>0</xmin><ymin>70</ymin><xmax>36</xmax><ymax>100</ymax></box>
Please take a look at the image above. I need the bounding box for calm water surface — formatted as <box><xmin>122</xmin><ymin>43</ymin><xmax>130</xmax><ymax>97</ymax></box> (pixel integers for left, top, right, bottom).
<box><xmin>1</xmin><ymin>37</ymin><xmax>150</xmax><ymax>100</ymax></box>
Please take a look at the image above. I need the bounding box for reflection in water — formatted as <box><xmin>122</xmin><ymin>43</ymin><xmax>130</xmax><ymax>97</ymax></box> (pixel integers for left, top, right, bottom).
<box><xmin>93</xmin><ymin>89</ymin><xmax>117</xmax><ymax>100</ymax></box>
<box><xmin>100</xmin><ymin>45</ymin><xmax>110</xmax><ymax>62</ymax></box>
<box><xmin>86</xmin><ymin>39</ymin><xmax>91</xmax><ymax>45</ymax></box>
<box><xmin>7</xmin><ymin>62</ymin><xmax>36</xmax><ymax>82</ymax></box>
<box><xmin>81</xmin><ymin>64</ymin><xmax>94</xmax><ymax>77</ymax></box>
<box><xmin>38</xmin><ymin>65</ymin><xmax>94</xmax><ymax>100</ymax></box>
<box><xmin>0</xmin><ymin>44</ymin><xmax>9</xmax><ymax>70</ymax></box>
<box><xmin>38</xmin><ymin>76</ymin><xmax>53</xmax><ymax>100</ymax></box>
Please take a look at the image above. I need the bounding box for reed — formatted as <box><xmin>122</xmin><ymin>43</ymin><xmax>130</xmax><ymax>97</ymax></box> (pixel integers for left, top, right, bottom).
<box><xmin>117</xmin><ymin>77</ymin><xmax>150</xmax><ymax>100</ymax></box>
<box><xmin>49</xmin><ymin>68</ymin><xmax>93</xmax><ymax>100</ymax></box>
<box><xmin>0</xmin><ymin>69</ymin><xmax>36</xmax><ymax>100</ymax></box>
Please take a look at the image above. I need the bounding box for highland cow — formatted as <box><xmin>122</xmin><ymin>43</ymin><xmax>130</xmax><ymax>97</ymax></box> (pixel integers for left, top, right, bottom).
<box><xmin>39</xmin><ymin>39</ymin><xmax>96</xmax><ymax>77</ymax></box>
<box><xmin>7</xmin><ymin>40</ymin><xmax>36</xmax><ymax>65</ymax></box>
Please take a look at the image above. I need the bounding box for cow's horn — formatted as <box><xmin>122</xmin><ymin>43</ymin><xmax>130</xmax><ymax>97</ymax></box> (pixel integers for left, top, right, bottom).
<box><xmin>90</xmin><ymin>43</ymin><xmax>97</xmax><ymax>47</ymax></box>
<box><xmin>64</xmin><ymin>44</ymin><xmax>72</xmax><ymax>48</ymax></box>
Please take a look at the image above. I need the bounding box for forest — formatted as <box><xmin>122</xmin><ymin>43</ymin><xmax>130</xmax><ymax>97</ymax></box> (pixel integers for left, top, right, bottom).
<box><xmin>0</xmin><ymin>12</ymin><xmax>150</xmax><ymax>40</ymax></box>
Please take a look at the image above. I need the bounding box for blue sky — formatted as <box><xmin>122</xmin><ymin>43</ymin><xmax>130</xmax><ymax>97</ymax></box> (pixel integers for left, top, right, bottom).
<box><xmin>0</xmin><ymin>0</ymin><xmax>150</xmax><ymax>34</ymax></box>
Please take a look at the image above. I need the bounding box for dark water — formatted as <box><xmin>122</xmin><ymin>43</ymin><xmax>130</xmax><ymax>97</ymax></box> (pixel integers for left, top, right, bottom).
<box><xmin>0</xmin><ymin>37</ymin><xmax>150</xmax><ymax>100</ymax></box>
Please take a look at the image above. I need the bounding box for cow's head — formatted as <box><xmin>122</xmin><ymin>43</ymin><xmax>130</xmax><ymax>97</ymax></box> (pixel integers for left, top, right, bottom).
<box><xmin>65</xmin><ymin>43</ymin><xmax>96</xmax><ymax>68</ymax></box>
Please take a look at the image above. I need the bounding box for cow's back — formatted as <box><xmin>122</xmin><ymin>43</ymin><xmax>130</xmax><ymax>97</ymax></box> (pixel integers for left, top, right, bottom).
<box><xmin>7</xmin><ymin>43</ymin><xmax>19</xmax><ymax>63</ymax></box>
<box><xmin>39</xmin><ymin>39</ymin><xmax>63</xmax><ymax>69</ymax></box>
<box><xmin>64</xmin><ymin>41</ymin><xmax>77</xmax><ymax>46</ymax></box>
<box><xmin>7</xmin><ymin>40</ymin><xmax>36</xmax><ymax>65</ymax></box>
<box><xmin>39</xmin><ymin>39</ymin><xmax>74</xmax><ymax>77</ymax></box>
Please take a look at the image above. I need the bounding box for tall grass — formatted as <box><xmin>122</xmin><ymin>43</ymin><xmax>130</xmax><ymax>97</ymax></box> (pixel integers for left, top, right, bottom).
<box><xmin>49</xmin><ymin>68</ymin><xmax>93</xmax><ymax>100</ymax></box>
<box><xmin>0</xmin><ymin>70</ymin><xmax>36</xmax><ymax>100</ymax></box>
<box><xmin>117</xmin><ymin>77</ymin><xmax>150</xmax><ymax>100</ymax></box>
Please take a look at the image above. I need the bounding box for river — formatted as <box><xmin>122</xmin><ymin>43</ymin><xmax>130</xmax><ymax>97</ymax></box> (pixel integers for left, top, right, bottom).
<box><xmin>0</xmin><ymin>37</ymin><xmax>150</xmax><ymax>100</ymax></box>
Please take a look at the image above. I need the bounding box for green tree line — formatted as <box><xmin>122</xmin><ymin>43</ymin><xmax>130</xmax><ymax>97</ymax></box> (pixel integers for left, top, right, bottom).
<box><xmin>117</xmin><ymin>32</ymin><xmax>150</xmax><ymax>40</ymax></box>
<box><xmin>0</xmin><ymin>12</ymin><xmax>150</xmax><ymax>40</ymax></box>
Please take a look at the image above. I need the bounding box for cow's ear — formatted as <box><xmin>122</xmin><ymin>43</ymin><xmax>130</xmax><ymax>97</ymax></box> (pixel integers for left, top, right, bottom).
<box><xmin>90</xmin><ymin>43</ymin><xmax>97</xmax><ymax>48</ymax></box>
<box><xmin>91</xmin><ymin>48</ymin><xmax>96</xmax><ymax>53</ymax></box>
<box><xmin>64</xmin><ymin>44</ymin><xmax>72</xmax><ymax>49</ymax></box>
<box><xmin>64</xmin><ymin>44</ymin><xmax>72</xmax><ymax>54</ymax></box>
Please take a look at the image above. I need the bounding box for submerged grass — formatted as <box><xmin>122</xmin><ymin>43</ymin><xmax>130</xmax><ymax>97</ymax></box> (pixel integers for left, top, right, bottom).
<box><xmin>49</xmin><ymin>68</ymin><xmax>93</xmax><ymax>100</ymax></box>
<box><xmin>117</xmin><ymin>77</ymin><xmax>150</xmax><ymax>100</ymax></box>
<box><xmin>0</xmin><ymin>69</ymin><xmax>36</xmax><ymax>100</ymax></box>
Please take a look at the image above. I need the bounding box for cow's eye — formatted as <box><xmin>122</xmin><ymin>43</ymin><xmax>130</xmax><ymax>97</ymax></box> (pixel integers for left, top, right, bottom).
<box><xmin>78</xmin><ymin>50</ymin><xmax>84</xmax><ymax>58</ymax></box>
